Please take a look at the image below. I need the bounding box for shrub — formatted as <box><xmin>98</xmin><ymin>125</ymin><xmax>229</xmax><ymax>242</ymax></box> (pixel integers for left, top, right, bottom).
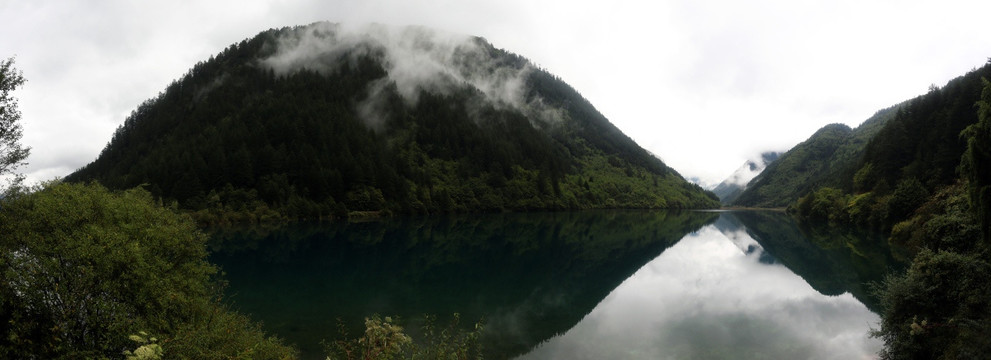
<box><xmin>0</xmin><ymin>182</ymin><xmax>295</xmax><ymax>359</ymax></box>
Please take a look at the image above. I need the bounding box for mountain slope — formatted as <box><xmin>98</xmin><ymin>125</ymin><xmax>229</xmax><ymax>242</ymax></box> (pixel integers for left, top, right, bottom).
<box><xmin>735</xmin><ymin>60</ymin><xmax>991</xmax><ymax>221</ymax></box>
<box><xmin>67</xmin><ymin>23</ymin><xmax>718</xmax><ymax>219</ymax></box>
<box><xmin>732</xmin><ymin>105</ymin><xmax>899</xmax><ymax>207</ymax></box>
<box><xmin>732</xmin><ymin>123</ymin><xmax>854</xmax><ymax>208</ymax></box>
<box><xmin>711</xmin><ymin>151</ymin><xmax>780</xmax><ymax>205</ymax></box>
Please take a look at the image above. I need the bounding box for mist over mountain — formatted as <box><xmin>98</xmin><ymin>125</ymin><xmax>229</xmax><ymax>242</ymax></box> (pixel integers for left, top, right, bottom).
<box><xmin>66</xmin><ymin>22</ymin><xmax>718</xmax><ymax>220</ymax></box>
<box><xmin>711</xmin><ymin>151</ymin><xmax>780</xmax><ymax>205</ymax></box>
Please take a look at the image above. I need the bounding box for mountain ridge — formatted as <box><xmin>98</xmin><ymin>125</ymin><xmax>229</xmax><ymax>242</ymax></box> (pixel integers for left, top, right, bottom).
<box><xmin>732</xmin><ymin>105</ymin><xmax>900</xmax><ymax>208</ymax></box>
<box><xmin>66</xmin><ymin>22</ymin><xmax>718</xmax><ymax>221</ymax></box>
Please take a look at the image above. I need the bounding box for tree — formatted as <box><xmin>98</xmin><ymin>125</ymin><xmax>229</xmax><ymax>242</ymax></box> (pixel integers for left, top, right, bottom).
<box><xmin>961</xmin><ymin>77</ymin><xmax>991</xmax><ymax>243</ymax></box>
<box><xmin>0</xmin><ymin>182</ymin><xmax>295</xmax><ymax>358</ymax></box>
<box><xmin>873</xmin><ymin>250</ymin><xmax>991</xmax><ymax>360</ymax></box>
<box><xmin>0</xmin><ymin>57</ymin><xmax>30</xmax><ymax>184</ymax></box>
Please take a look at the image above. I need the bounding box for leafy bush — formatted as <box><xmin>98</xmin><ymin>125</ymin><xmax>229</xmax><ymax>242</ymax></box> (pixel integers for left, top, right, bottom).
<box><xmin>326</xmin><ymin>314</ymin><xmax>483</xmax><ymax>360</ymax></box>
<box><xmin>0</xmin><ymin>182</ymin><xmax>295</xmax><ymax>359</ymax></box>
<box><xmin>873</xmin><ymin>249</ymin><xmax>991</xmax><ymax>360</ymax></box>
<box><xmin>795</xmin><ymin>187</ymin><xmax>849</xmax><ymax>224</ymax></box>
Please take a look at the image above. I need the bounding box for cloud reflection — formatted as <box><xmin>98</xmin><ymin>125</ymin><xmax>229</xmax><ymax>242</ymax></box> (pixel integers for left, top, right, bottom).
<box><xmin>518</xmin><ymin>224</ymin><xmax>881</xmax><ymax>360</ymax></box>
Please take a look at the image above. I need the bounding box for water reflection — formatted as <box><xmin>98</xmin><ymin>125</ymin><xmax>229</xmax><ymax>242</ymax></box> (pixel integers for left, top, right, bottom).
<box><xmin>519</xmin><ymin>212</ymin><xmax>886</xmax><ymax>360</ymax></box>
<box><xmin>208</xmin><ymin>210</ymin><xmax>716</xmax><ymax>359</ymax></box>
<box><xmin>713</xmin><ymin>212</ymin><xmax>777</xmax><ymax>265</ymax></box>
<box><xmin>731</xmin><ymin>211</ymin><xmax>904</xmax><ymax>312</ymax></box>
<box><xmin>209</xmin><ymin>210</ymin><xmax>898</xmax><ymax>359</ymax></box>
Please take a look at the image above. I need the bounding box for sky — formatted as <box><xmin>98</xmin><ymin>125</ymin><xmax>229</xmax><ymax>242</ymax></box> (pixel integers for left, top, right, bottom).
<box><xmin>2</xmin><ymin>0</ymin><xmax>990</xmax><ymax>187</ymax></box>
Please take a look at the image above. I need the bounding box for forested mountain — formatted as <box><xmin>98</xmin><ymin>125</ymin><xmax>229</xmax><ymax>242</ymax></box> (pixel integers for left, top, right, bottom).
<box><xmin>66</xmin><ymin>22</ymin><xmax>718</xmax><ymax>221</ymax></box>
<box><xmin>726</xmin><ymin>59</ymin><xmax>991</xmax><ymax>359</ymax></box>
<box><xmin>711</xmin><ymin>151</ymin><xmax>779</xmax><ymax>205</ymax></box>
<box><xmin>732</xmin><ymin>106</ymin><xmax>898</xmax><ymax>208</ymax></box>
<box><xmin>734</xmin><ymin>60</ymin><xmax>991</xmax><ymax>228</ymax></box>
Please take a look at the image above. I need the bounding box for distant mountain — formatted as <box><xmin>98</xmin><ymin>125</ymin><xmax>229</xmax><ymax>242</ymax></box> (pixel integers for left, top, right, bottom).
<box><xmin>732</xmin><ymin>105</ymin><xmax>899</xmax><ymax>208</ymax></box>
<box><xmin>686</xmin><ymin>176</ymin><xmax>717</xmax><ymax>191</ymax></box>
<box><xmin>66</xmin><ymin>22</ymin><xmax>718</xmax><ymax>220</ymax></box>
<box><xmin>711</xmin><ymin>151</ymin><xmax>780</xmax><ymax>205</ymax></box>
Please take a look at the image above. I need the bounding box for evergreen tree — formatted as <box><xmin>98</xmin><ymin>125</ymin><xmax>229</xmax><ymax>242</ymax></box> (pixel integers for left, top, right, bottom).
<box><xmin>961</xmin><ymin>77</ymin><xmax>991</xmax><ymax>243</ymax></box>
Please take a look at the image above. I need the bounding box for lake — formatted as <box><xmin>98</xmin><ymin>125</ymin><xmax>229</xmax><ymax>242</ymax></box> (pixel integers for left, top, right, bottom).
<box><xmin>207</xmin><ymin>210</ymin><xmax>903</xmax><ymax>359</ymax></box>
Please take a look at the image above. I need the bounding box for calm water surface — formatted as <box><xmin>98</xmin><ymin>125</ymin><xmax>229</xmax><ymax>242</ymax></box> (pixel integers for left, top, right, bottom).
<box><xmin>207</xmin><ymin>210</ymin><xmax>902</xmax><ymax>359</ymax></box>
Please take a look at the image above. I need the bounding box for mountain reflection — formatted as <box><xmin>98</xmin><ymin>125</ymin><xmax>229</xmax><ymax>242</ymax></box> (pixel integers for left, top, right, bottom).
<box><xmin>727</xmin><ymin>210</ymin><xmax>905</xmax><ymax>312</ymax></box>
<box><xmin>208</xmin><ymin>210</ymin><xmax>717</xmax><ymax>359</ymax></box>
<box><xmin>521</xmin><ymin>211</ymin><xmax>894</xmax><ymax>360</ymax></box>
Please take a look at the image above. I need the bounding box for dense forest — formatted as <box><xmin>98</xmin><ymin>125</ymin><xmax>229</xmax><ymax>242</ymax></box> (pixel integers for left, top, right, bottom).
<box><xmin>733</xmin><ymin>105</ymin><xmax>898</xmax><ymax>208</ymax></box>
<box><xmin>734</xmin><ymin>60</ymin><xmax>991</xmax><ymax>359</ymax></box>
<box><xmin>66</xmin><ymin>23</ymin><xmax>718</xmax><ymax>222</ymax></box>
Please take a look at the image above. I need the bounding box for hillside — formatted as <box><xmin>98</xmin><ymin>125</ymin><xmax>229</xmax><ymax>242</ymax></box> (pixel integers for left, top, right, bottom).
<box><xmin>66</xmin><ymin>22</ymin><xmax>718</xmax><ymax>220</ymax></box>
<box><xmin>735</xmin><ymin>60</ymin><xmax>991</xmax><ymax>225</ymax></box>
<box><xmin>732</xmin><ymin>105</ymin><xmax>899</xmax><ymax>208</ymax></box>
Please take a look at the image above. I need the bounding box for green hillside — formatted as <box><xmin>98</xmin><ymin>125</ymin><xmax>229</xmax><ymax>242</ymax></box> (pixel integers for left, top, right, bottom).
<box><xmin>66</xmin><ymin>23</ymin><xmax>718</xmax><ymax>221</ymax></box>
<box><xmin>733</xmin><ymin>106</ymin><xmax>898</xmax><ymax>208</ymax></box>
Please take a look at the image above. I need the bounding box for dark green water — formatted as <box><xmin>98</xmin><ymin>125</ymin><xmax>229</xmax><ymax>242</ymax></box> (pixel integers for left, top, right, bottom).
<box><xmin>207</xmin><ymin>210</ymin><xmax>901</xmax><ymax>359</ymax></box>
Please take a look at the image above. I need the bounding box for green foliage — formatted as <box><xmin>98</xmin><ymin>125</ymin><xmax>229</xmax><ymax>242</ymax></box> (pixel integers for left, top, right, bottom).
<box><xmin>961</xmin><ymin>77</ymin><xmax>991</xmax><ymax>243</ymax></box>
<box><xmin>123</xmin><ymin>332</ymin><xmax>163</xmax><ymax>360</ymax></box>
<box><xmin>853</xmin><ymin>162</ymin><xmax>877</xmax><ymax>193</ymax></box>
<box><xmin>886</xmin><ymin>183</ymin><xmax>978</xmax><ymax>252</ymax></box>
<box><xmin>741</xmin><ymin>60</ymin><xmax>991</xmax><ymax>212</ymax></box>
<box><xmin>735</xmin><ymin>105</ymin><xmax>899</xmax><ymax>208</ymax></box>
<box><xmin>166</xmin><ymin>302</ymin><xmax>297</xmax><ymax>360</ymax></box>
<box><xmin>189</xmin><ymin>184</ymin><xmax>292</xmax><ymax>225</ymax></box>
<box><xmin>887</xmin><ymin>179</ymin><xmax>930</xmax><ymax>222</ymax></box>
<box><xmin>794</xmin><ymin>187</ymin><xmax>849</xmax><ymax>224</ymax></box>
<box><xmin>411</xmin><ymin>314</ymin><xmax>482</xmax><ymax>360</ymax></box>
<box><xmin>325</xmin><ymin>314</ymin><xmax>482</xmax><ymax>360</ymax></box>
<box><xmin>751</xmin><ymin>61</ymin><xmax>991</xmax><ymax>236</ymax></box>
<box><xmin>736</xmin><ymin>124</ymin><xmax>853</xmax><ymax>208</ymax></box>
<box><xmin>325</xmin><ymin>316</ymin><xmax>412</xmax><ymax>360</ymax></box>
<box><xmin>872</xmin><ymin>249</ymin><xmax>991</xmax><ymax>360</ymax></box>
<box><xmin>65</xmin><ymin>23</ymin><xmax>718</xmax><ymax>218</ymax></box>
<box><xmin>860</xmin><ymin>69</ymin><xmax>987</xmax><ymax>193</ymax></box>
<box><xmin>0</xmin><ymin>182</ymin><xmax>295</xmax><ymax>359</ymax></box>
<box><xmin>858</xmin><ymin>67</ymin><xmax>991</xmax><ymax>359</ymax></box>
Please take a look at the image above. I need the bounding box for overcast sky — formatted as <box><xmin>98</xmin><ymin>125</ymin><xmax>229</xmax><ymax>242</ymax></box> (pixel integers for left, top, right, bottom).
<box><xmin>2</xmin><ymin>0</ymin><xmax>990</xmax><ymax>186</ymax></box>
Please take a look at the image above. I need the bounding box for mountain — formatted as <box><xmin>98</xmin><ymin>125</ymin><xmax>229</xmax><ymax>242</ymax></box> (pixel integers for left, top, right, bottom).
<box><xmin>711</xmin><ymin>151</ymin><xmax>780</xmax><ymax>205</ymax></box>
<box><xmin>732</xmin><ymin>105</ymin><xmax>899</xmax><ymax>208</ymax></box>
<box><xmin>66</xmin><ymin>22</ymin><xmax>718</xmax><ymax>220</ymax></box>
<box><xmin>734</xmin><ymin>60</ymin><xmax>991</xmax><ymax>225</ymax></box>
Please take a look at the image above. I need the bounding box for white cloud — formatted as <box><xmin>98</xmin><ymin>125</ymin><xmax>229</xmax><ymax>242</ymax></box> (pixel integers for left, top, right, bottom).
<box><xmin>1</xmin><ymin>0</ymin><xmax>990</xmax><ymax>186</ymax></box>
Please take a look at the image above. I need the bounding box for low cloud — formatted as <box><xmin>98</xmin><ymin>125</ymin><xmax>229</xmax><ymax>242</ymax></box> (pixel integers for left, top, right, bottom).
<box><xmin>259</xmin><ymin>22</ymin><xmax>561</xmax><ymax>129</ymax></box>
